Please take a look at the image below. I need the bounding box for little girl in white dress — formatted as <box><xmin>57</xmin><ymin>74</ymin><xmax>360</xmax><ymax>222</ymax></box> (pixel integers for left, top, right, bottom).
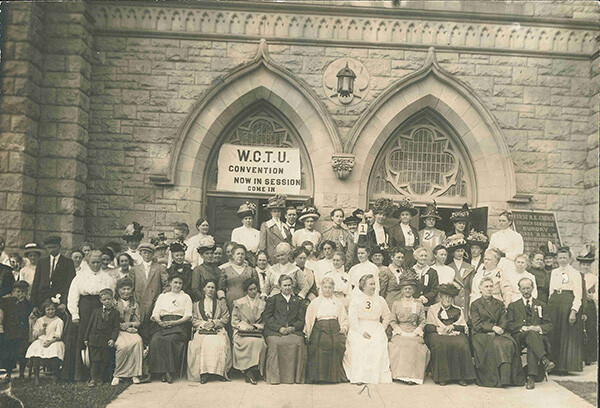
<box><xmin>26</xmin><ymin>297</ymin><xmax>65</xmax><ymax>383</ymax></box>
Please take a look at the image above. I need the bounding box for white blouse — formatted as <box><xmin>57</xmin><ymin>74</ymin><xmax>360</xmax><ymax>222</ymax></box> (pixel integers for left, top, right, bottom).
<box><xmin>151</xmin><ymin>291</ymin><xmax>193</xmax><ymax>320</ymax></box>
<box><xmin>185</xmin><ymin>233</ymin><xmax>212</xmax><ymax>267</ymax></box>
<box><xmin>292</xmin><ymin>229</ymin><xmax>322</xmax><ymax>248</ymax></box>
<box><xmin>504</xmin><ymin>270</ymin><xmax>538</xmax><ymax>303</ymax></box>
<box><xmin>67</xmin><ymin>268</ymin><xmax>116</xmax><ymax>320</ymax></box>
<box><xmin>399</xmin><ymin>223</ymin><xmax>415</xmax><ymax>247</ymax></box>
<box><xmin>432</xmin><ymin>264</ymin><xmax>456</xmax><ymax>285</ymax></box>
<box><xmin>231</xmin><ymin>226</ymin><xmax>260</xmax><ymax>253</ymax></box>
<box><xmin>316</xmin><ymin>297</ymin><xmax>339</xmax><ymax>319</ymax></box>
<box><xmin>489</xmin><ymin>228</ymin><xmax>524</xmax><ymax>261</ymax></box>
<box><xmin>319</xmin><ymin>268</ymin><xmax>351</xmax><ymax>296</ymax></box>
<box><xmin>550</xmin><ymin>265</ymin><xmax>583</xmax><ymax>312</ymax></box>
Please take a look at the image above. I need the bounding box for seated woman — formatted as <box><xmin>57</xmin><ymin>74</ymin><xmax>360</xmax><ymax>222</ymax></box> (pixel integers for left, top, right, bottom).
<box><xmin>264</xmin><ymin>243</ymin><xmax>309</xmax><ymax>299</ymax></box>
<box><xmin>424</xmin><ymin>284</ymin><xmax>475</xmax><ymax>386</ymax></box>
<box><xmin>231</xmin><ymin>278</ymin><xmax>267</xmax><ymax>385</ymax></box>
<box><xmin>263</xmin><ymin>275</ymin><xmax>307</xmax><ymax>384</ymax></box>
<box><xmin>187</xmin><ymin>279</ymin><xmax>232</xmax><ymax>384</ymax></box>
<box><xmin>343</xmin><ymin>274</ymin><xmax>392</xmax><ymax>384</ymax></box>
<box><xmin>388</xmin><ymin>278</ymin><xmax>430</xmax><ymax>385</ymax></box>
<box><xmin>112</xmin><ymin>277</ymin><xmax>143</xmax><ymax>386</ymax></box>
<box><xmin>470</xmin><ymin>276</ymin><xmax>525</xmax><ymax>388</ymax></box>
<box><xmin>110</xmin><ymin>252</ymin><xmax>134</xmax><ymax>282</ymax></box>
<box><xmin>304</xmin><ymin>277</ymin><xmax>348</xmax><ymax>384</ymax></box>
<box><xmin>147</xmin><ymin>273</ymin><xmax>192</xmax><ymax>384</ymax></box>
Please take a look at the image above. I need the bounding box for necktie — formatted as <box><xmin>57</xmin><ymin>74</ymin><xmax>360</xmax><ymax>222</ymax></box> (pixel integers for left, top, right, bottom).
<box><xmin>50</xmin><ymin>256</ymin><xmax>56</xmax><ymax>279</ymax></box>
<box><xmin>525</xmin><ymin>300</ymin><xmax>532</xmax><ymax>322</ymax></box>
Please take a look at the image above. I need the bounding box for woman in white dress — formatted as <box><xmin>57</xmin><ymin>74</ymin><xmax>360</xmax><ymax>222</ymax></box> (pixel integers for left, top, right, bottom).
<box><xmin>348</xmin><ymin>246</ymin><xmax>380</xmax><ymax>298</ymax></box>
<box><xmin>315</xmin><ymin>251</ymin><xmax>351</xmax><ymax>307</ymax></box>
<box><xmin>292</xmin><ymin>204</ymin><xmax>322</xmax><ymax>248</ymax></box>
<box><xmin>231</xmin><ymin>202</ymin><xmax>260</xmax><ymax>256</ymax></box>
<box><xmin>26</xmin><ymin>298</ymin><xmax>65</xmax><ymax>383</ymax></box>
<box><xmin>489</xmin><ymin>211</ymin><xmax>524</xmax><ymax>276</ymax></box>
<box><xmin>343</xmin><ymin>274</ymin><xmax>393</xmax><ymax>384</ymax></box>
<box><xmin>313</xmin><ymin>240</ymin><xmax>336</xmax><ymax>279</ymax></box>
<box><xmin>503</xmin><ymin>253</ymin><xmax>538</xmax><ymax>304</ymax></box>
<box><xmin>187</xmin><ymin>279</ymin><xmax>232</xmax><ymax>383</ymax></box>
<box><xmin>470</xmin><ymin>248</ymin><xmax>513</xmax><ymax>305</ymax></box>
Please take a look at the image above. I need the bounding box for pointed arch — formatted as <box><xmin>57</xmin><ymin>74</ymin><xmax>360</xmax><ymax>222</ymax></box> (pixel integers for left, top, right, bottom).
<box><xmin>161</xmin><ymin>40</ymin><xmax>341</xmax><ymax>191</ymax></box>
<box><xmin>346</xmin><ymin>48</ymin><xmax>517</xmax><ymax>207</ymax></box>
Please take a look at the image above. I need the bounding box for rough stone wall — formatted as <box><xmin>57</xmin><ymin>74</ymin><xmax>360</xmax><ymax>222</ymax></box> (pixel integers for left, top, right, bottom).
<box><xmin>584</xmin><ymin>55</ymin><xmax>599</xmax><ymax>254</ymax></box>
<box><xmin>0</xmin><ymin>2</ymin><xmax>45</xmax><ymax>247</ymax></box>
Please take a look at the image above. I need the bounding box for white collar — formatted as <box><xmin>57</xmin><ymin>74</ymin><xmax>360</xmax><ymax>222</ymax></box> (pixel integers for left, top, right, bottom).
<box><xmin>523</xmin><ymin>297</ymin><xmax>532</xmax><ymax>306</ymax></box>
<box><xmin>400</xmin><ymin>223</ymin><xmax>411</xmax><ymax>230</ymax></box>
<box><xmin>282</xmin><ymin>293</ymin><xmax>292</xmax><ymax>302</ymax></box>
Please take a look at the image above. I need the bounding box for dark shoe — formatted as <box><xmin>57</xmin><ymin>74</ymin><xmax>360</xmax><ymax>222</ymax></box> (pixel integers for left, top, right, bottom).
<box><xmin>458</xmin><ymin>380</ymin><xmax>468</xmax><ymax>387</ymax></box>
<box><xmin>542</xmin><ymin>357</ymin><xmax>555</xmax><ymax>372</ymax></box>
<box><xmin>526</xmin><ymin>377</ymin><xmax>535</xmax><ymax>390</ymax></box>
<box><xmin>438</xmin><ymin>381</ymin><xmax>447</xmax><ymax>386</ymax></box>
<box><xmin>161</xmin><ymin>375</ymin><xmax>168</xmax><ymax>383</ymax></box>
<box><xmin>247</xmin><ymin>371</ymin><xmax>257</xmax><ymax>385</ymax></box>
<box><xmin>200</xmin><ymin>374</ymin><xmax>208</xmax><ymax>384</ymax></box>
<box><xmin>165</xmin><ymin>372</ymin><xmax>174</xmax><ymax>384</ymax></box>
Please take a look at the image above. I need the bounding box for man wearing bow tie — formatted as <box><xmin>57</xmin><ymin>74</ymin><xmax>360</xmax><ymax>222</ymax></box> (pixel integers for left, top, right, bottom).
<box><xmin>506</xmin><ymin>277</ymin><xmax>554</xmax><ymax>390</ymax></box>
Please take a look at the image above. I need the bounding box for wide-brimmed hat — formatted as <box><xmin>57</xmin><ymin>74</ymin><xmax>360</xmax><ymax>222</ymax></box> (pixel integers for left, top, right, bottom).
<box><xmin>421</xmin><ymin>200</ymin><xmax>441</xmax><ymax>220</ymax></box>
<box><xmin>394</xmin><ymin>197</ymin><xmax>418</xmax><ymax>217</ymax></box>
<box><xmin>237</xmin><ymin>201</ymin><xmax>257</xmax><ymax>219</ymax></box>
<box><xmin>344</xmin><ymin>214</ymin><xmax>361</xmax><ymax>226</ymax></box>
<box><xmin>20</xmin><ymin>242</ymin><xmax>45</xmax><ymax>257</ymax></box>
<box><xmin>466</xmin><ymin>231</ymin><xmax>489</xmax><ymax>250</ymax></box>
<box><xmin>577</xmin><ymin>244</ymin><xmax>596</xmax><ymax>264</ymax></box>
<box><xmin>298</xmin><ymin>200</ymin><xmax>320</xmax><ymax>222</ymax></box>
<box><xmin>122</xmin><ymin>222</ymin><xmax>144</xmax><ymax>241</ymax></box>
<box><xmin>445</xmin><ymin>234</ymin><xmax>468</xmax><ymax>251</ymax></box>
<box><xmin>372</xmin><ymin>197</ymin><xmax>395</xmax><ymax>216</ymax></box>
<box><xmin>265</xmin><ymin>194</ymin><xmax>287</xmax><ymax>211</ymax></box>
<box><xmin>197</xmin><ymin>235</ymin><xmax>216</xmax><ymax>254</ymax></box>
<box><xmin>137</xmin><ymin>242</ymin><xmax>156</xmax><ymax>253</ymax></box>
<box><xmin>438</xmin><ymin>283</ymin><xmax>459</xmax><ymax>297</ymax></box>
<box><xmin>169</xmin><ymin>240</ymin><xmax>188</xmax><ymax>254</ymax></box>
<box><xmin>449</xmin><ymin>204</ymin><xmax>470</xmax><ymax>223</ymax></box>
<box><xmin>398</xmin><ymin>278</ymin><xmax>419</xmax><ymax>288</ymax></box>
<box><xmin>540</xmin><ymin>241</ymin><xmax>558</xmax><ymax>257</ymax></box>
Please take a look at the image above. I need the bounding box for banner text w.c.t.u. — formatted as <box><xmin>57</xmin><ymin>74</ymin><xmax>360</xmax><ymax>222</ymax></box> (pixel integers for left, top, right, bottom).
<box><xmin>216</xmin><ymin>144</ymin><xmax>302</xmax><ymax>195</ymax></box>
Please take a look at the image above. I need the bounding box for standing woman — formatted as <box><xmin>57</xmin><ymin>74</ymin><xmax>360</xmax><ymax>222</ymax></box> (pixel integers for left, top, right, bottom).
<box><xmin>504</xmin><ymin>254</ymin><xmax>538</xmax><ymax>304</ymax></box>
<box><xmin>186</xmin><ymin>218</ymin><xmax>213</xmax><ymax>268</ymax></box>
<box><xmin>418</xmin><ymin>201</ymin><xmax>446</xmax><ymax>264</ymax></box>
<box><xmin>231</xmin><ymin>278</ymin><xmax>267</xmax><ymax>384</ymax></box>
<box><xmin>528</xmin><ymin>250</ymin><xmax>550</xmax><ymax>304</ymax></box>
<box><xmin>425</xmin><ymin>284</ymin><xmax>475</xmax><ymax>386</ymax></box>
<box><xmin>18</xmin><ymin>243</ymin><xmax>44</xmax><ymax>288</ymax></box>
<box><xmin>313</xmin><ymin>240</ymin><xmax>336</xmax><ymax>281</ymax></box>
<box><xmin>343</xmin><ymin>274</ymin><xmax>392</xmax><ymax>384</ymax></box>
<box><xmin>547</xmin><ymin>247</ymin><xmax>584</xmax><ymax>374</ymax></box>
<box><xmin>390</xmin><ymin>198</ymin><xmax>419</xmax><ymax>267</ymax></box>
<box><xmin>110</xmin><ymin>252</ymin><xmax>134</xmax><ymax>282</ymax></box>
<box><xmin>220</xmin><ymin>244</ymin><xmax>259</xmax><ymax>311</ymax></box>
<box><xmin>388</xmin><ymin>279</ymin><xmax>430</xmax><ymax>385</ymax></box>
<box><xmin>304</xmin><ymin>276</ymin><xmax>348</xmax><ymax>384</ymax></box>
<box><xmin>66</xmin><ymin>250</ymin><xmax>116</xmax><ymax>382</ymax></box>
<box><xmin>231</xmin><ymin>202</ymin><xmax>260</xmax><ymax>257</ymax></box>
<box><xmin>187</xmin><ymin>279</ymin><xmax>232</xmax><ymax>384</ymax></box>
<box><xmin>370</xmin><ymin>247</ymin><xmax>387</xmax><ymax>273</ymax></box>
<box><xmin>255</xmin><ymin>250</ymin><xmax>270</xmax><ymax>298</ymax></box>
<box><xmin>445</xmin><ymin>236</ymin><xmax>475</xmax><ymax>320</ymax></box>
<box><xmin>366</xmin><ymin>198</ymin><xmax>395</xmax><ymax>260</ymax></box>
<box><xmin>71</xmin><ymin>249</ymin><xmax>84</xmax><ymax>275</ymax></box>
<box><xmin>292</xmin><ymin>202</ymin><xmax>322</xmax><ymax>248</ymax></box>
<box><xmin>148</xmin><ymin>273</ymin><xmax>192</xmax><ymax>383</ymax></box>
<box><xmin>348</xmin><ymin>246</ymin><xmax>380</xmax><ymax>298</ymax></box>
<box><xmin>577</xmin><ymin>245</ymin><xmax>597</xmax><ymax>366</ymax></box>
<box><xmin>314</xmin><ymin>251</ymin><xmax>351</xmax><ymax>307</ymax></box>
<box><xmin>411</xmin><ymin>247</ymin><xmax>440</xmax><ymax>307</ymax></box>
<box><xmin>431</xmin><ymin>245</ymin><xmax>455</xmax><ymax>285</ymax></box>
<box><xmin>264</xmin><ymin>243</ymin><xmax>309</xmax><ymax>299</ymax></box>
<box><xmin>258</xmin><ymin>195</ymin><xmax>291</xmax><ymax>262</ymax></box>
<box><xmin>470</xmin><ymin>277</ymin><xmax>525</xmax><ymax>388</ymax></box>
<box><xmin>263</xmin><ymin>275</ymin><xmax>307</xmax><ymax>384</ymax></box>
<box><xmin>293</xmin><ymin>247</ymin><xmax>319</xmax><ymax>302</ymax></box>
<box><xmin>447</xmin><ymin>204</ymin><xmax>471</xmax><ymax>239</ymax></box>
<box><xmin>466</xmin><ymin>231</ymin><xmax>488</xmax><ymax>273</ymax></box>
<box><xmin>489</xmin><ymin>210</ymin><xmax>524</xmax><ymax>276</ymax></box>
<box><xmin>379</xmin><ymin>248</ymin><xmax>410</xmax><ymax>309</ymax></box>
<box><xmin>190</xmin><ymin>236</ymin><xmax>224</xmax><ymax>302</ymax></box>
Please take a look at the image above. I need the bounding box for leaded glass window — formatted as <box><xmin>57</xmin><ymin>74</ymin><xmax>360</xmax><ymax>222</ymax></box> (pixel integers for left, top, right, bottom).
<box><xmin>370</xmin><ymin>113</ymin><xmax>473</xmax><ymax>205</ymax></box>
<box><xmin>206</xmin><ymin>104</ymin><xmax>311</xmax><ymax>195</ymax></box>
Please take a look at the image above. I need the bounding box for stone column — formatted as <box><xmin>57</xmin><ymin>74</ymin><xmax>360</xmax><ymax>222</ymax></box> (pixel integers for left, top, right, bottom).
<box><xmin>36</xmin><ymin>2</ymin><xmax>93</xmax><ymax>248</ymax></box>
<box><xmin>583</xmin><ymin>55</ymin><xmax>599</xmax><ymax>252</ymax></box>
<box><xmin>0</xmin><ymin>2</ymin><xmax>45</xmax><ymax>248</ymax></box>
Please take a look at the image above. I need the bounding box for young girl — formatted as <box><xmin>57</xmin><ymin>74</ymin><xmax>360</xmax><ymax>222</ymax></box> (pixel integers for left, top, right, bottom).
<box><xmin>112</xmin><ymin>277</ymin><xmax>143</xmax><ymax>385</ymax></box>
<box><xmin>26</xmin><ymin>297</ymin><xmax>65</xmax><ymax>383</ymax></box>
<box><xmin>84</xmin><ymin>288</ymin><xmax>120</xmax><ymax>386</ymax></box>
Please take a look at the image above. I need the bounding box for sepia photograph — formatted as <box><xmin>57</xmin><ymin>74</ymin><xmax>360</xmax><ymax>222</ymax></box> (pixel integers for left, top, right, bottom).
<box><xmin>0</xmin><ymin>0</ymin><xmax>598</xmax><ymax>407</ymax></box>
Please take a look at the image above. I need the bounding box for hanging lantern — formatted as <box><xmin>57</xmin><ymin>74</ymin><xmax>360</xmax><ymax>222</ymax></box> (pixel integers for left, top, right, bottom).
<box><xmin>336</xmin><ymin>62</ymin><xmax>356</xmax><ymax>97</ymax></box>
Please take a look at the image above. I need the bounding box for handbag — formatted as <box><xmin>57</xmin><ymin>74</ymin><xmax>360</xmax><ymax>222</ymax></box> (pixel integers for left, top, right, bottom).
<box><xmin>195</xmin><ymin>329</ymin><xmax>218</xmax><ymax>335</ymax></box>
<box><xmin>237</xmin><ymin>330</ymin><xmax>263</xmax><ymax>338</ymax></box>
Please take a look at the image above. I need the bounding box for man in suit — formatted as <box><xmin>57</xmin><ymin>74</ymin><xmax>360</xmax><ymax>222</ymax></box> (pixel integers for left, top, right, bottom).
<box><xmin>30</xmin><ymin>235</ymin><xmax>76</xmax><ymax>313</ymax></box>
<box><xmin>284</xmin><ymin>206</ymin><xmax>301</xmax><ymax>236</ymax></box>
<box><xmin>259</xmin><ymin>195</ymin><xmax>291</xmax><ymax>261</ymax></box>
<box><xmin>506</xmin><ymin>277</ymin><xmax>555</xmax><ymax>390</ymax></box>
<box><xmin>130</xmin><ymin>242</ymin><xmax>167</xmax><ymax>345</ymax></box>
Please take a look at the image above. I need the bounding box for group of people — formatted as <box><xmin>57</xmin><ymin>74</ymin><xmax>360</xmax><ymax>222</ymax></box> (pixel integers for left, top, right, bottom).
<box><xmin>0</xmin><ymin>194</ymin><xmax>596</xmax><ymax>391</ymax></box>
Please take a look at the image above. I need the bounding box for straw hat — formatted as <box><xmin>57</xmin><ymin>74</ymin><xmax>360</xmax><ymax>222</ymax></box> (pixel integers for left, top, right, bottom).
<box><xmin>237</xmin><ymin>201</ymin><xmax>257</xmax><ymax>219</ymax></box>
<box><xmin>394</xmin><ymin>197</ymin><xmax>418</xmax><ymax>217</ymax></box>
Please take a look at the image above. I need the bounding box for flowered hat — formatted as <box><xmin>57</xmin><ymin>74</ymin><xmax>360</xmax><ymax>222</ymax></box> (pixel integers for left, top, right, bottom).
<box><xmin>449</xmin><ymin>204</ymin><xmax>470</xmax><ymax>223</ymax></box>
<box><xmin>237</xmin><ymin>201</ymin><xmax>257</xmax><ymax>219</ymax></box>
<box><xmin>576</xmin><ymin>244</ymin><xmax>596</xmax><ymax>264</ymax></box>
<box><xmin>265</xmin><ymin>194</ymin><xmax>287</xmax><ymax>211</ymax></box>
<box><xmin>197</xmin><ymin>235</ymin><xmax>216</xmax><ymax>254</ymax></box>
<box><xmin>540</xmin><ymin>241</ymin><xmax>558</xmax><ymax>257</ymax></box>
<box><xmin>372</xmin><ymin>197</ymin><xmax>395</xmax><ymax>216</ymax></box>
<box><xmin>444</xmin><ymin>234</ymin><xmax>468</xmax><ymax>250</ymax></box>
<box><xmin>466</xmin><ymin>231</ymin><xmax>489</xmax><ymax>250</ymax></box>
<box><xmin>421</xmin><ymin>200</ymin><xmax>442</xmax><ymax>220</ymax></box>
<box><xmin>122</xmin><ymin>222</ymin><xmax>144</xmax><ymax>241</ymax></box>
<box><xmin>394</xmin><ymin>197</ymin><xmax>418</xmax><ymax>217</ymax></box>
<box><xmin>298</xmin><ymin>199</ymin><xmax>320</xmax><ymax>222</ymax></box>
<box><xmin>169</xmin><ymin>240</ymin><xmax>188</xmax><ymax>254</ymax></box>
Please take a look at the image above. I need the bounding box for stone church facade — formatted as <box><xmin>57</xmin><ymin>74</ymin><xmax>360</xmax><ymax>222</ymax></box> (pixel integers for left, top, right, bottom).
<box><xmin>0</xmin><ymin>1</ymin><xmax>598</xmax><ymax>255</ymax></box>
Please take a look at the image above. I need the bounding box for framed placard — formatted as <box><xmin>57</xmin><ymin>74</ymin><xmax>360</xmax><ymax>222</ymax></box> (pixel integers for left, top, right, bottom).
<box><xmin>511</xmin><ymin>210</ymin><xmax>562</xmax><ymax>254</ymax></box>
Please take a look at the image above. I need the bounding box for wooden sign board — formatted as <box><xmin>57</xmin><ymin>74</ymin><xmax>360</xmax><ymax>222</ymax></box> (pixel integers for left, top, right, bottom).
<box><xmin>511</xmin><ymin>211</ymin><xmax>562</xmax><ymax>254</ymax></box>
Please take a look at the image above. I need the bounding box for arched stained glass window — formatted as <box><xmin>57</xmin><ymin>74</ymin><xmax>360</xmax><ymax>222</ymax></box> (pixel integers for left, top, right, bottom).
<box><xmin>206</xmin><ymin>103</ymin><xmax>313</xmax><ymax>197</ymax></box>
<box><xmin>369</xmin><ymin>111</ymin><xmax>474</xmax><ymax>205</ymax></box>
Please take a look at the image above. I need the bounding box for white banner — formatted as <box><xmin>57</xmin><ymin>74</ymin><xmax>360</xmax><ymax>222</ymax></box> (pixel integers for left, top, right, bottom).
<box><xmin>216</xmin><ymin>144</ymin><xmax>302</xmax><ymax>194</ymax></box>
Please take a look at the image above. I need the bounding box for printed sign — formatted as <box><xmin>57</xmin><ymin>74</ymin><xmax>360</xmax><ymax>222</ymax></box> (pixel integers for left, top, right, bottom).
<box><xmin>511</xmin><ymin>211</ymin><xmax>562</xmax><ymax>255</ymax></box>
<box><xmin>217</xmin><ymin>144</ymin><xmax>301</xmax><ymax>194</ymax></box>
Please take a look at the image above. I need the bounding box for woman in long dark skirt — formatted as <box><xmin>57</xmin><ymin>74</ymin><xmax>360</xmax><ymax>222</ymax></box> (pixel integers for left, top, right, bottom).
<box><xmin>424</xmin><ymin>284</ymin><xmax>475</xmax><ymax>386</ymax></box>
<box><xmin>470</xmin><ymin>277</ymin><xmax>525</xmax><ymax>388</ymax></box>
<box><xmin>66</xmin><ymin>250</ymin><xmax>116</xmax><ymax>382</ymax></box>
<box><xmin>577</xmin><ymin>246</ymin><xmax>597</xmax><ymax>365</ymax></box>
<box><xmin>304</xmin><ymin>276</ymin><xmax>348</xmax><ymax>383</ymax></box>
<box><xmin>147</xmin><ymin>274</ymin><xmax>192</xmax><ymax>383</ymax></box>
<box><xmin>548</xmin><ymin>247</ymin><xmax>584</xmax><ymax>373</ymax></box>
